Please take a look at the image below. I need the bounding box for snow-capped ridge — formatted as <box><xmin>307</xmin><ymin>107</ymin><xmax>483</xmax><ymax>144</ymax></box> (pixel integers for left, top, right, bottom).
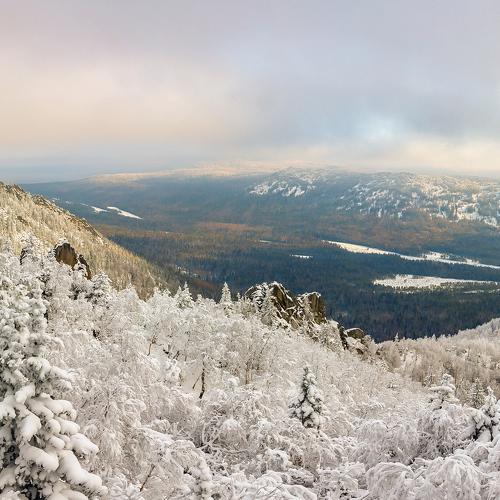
<box><xmin>249</xmin><ymin>170</ymin><xmax>500</xmax><ymax>228</ymax></box>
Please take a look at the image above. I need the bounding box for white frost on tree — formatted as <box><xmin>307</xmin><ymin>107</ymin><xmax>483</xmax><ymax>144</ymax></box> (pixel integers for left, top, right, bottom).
<box><xmin>469</xmin><ymin>387</ymin><xmax>500</xmax><ymax>443</ymax></box>
<box><xmin>289</xmin><ymin>366</ymin><xmax>325</xmax><ymax>430</ymax></box>
<box><xmin>175</xmin><ymin>283</ymin><xmax>193</xmax><ymax>309</ymax></box>
<box><xmin>260</xmin><ymin>287</ymin><xmax>278</xmax><ymax>327</ymax></box>
<box><xmin>0</xmin><ymin>273</ymin><xmax>105</xmax><ymax>498</ymax></box>
<box><xmin>219</xmin><ymin>282</ymin><xmax>232</xmax><ymax>311</ymax></box>
<box><xmin>417</xmin><ymin>373</ymin><xmax>467</xmax><ymax>458</ymax></box>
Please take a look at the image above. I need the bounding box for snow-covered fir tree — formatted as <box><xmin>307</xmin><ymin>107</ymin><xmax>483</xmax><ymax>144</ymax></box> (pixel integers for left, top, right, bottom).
<box><xmin>429</xmin><ymin>373</ymin><xmax>460</xmax><ymax>410</ymax></box>
<box><xmin>175</xmin><ymin>283</ymin><xmax>193</xmax><ymax>309</ymax></box>
<box><xmin>260</xmin><ymin>287</ymin><xmax>278</xmax><ymax>327</ymax></box>
<box><xmin>289</xmin><ymin>366</ymin><xmax>325</xmax><ymax>430</ymax></box>
<box><xmin>469</xmin><ymin>387</ymin><xmax>500</xmax><ymax>442</ymax></box>
<box><xmin>417</xmin><ymin>373</ymin><xmax>467</xmax><ymax>458</ymax></box>
<box><xmin>219</xmin><ymin>282</ymin><xmax>232</xmax><ymax>311</ymax></box>
<box><xmin>468</xmin><ymin>380</ymin><xmax>486</xmax><ymax>409</ymax></box>
<box><xmin>88</xmin><ymin>272</ymin><xmax>112</xmax><ymax>306</ymax></box>
<box><xmin>301</xmin><ymin>295</ymin><xmax>314</xmax><ymax>328</ymax></box>
<box><xmin>0</xmin><ymin>270</ymin><xmax>104</xmax><ymax>498</ymax></box>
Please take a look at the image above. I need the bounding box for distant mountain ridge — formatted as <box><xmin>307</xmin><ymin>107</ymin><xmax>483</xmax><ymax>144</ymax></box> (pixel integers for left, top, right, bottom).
<box><xmin>249</xmin><ymin>169</ymin><xmax>500</xmax><ymax>228</ymax></box>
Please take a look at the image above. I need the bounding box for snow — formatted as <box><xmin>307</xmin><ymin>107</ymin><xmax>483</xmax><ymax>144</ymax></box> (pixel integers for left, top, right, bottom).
<box><xmin>90</xmin><ymin>206</ymin><xmax>108</xmax><ymax>213</ymax></box>
<box><xmin>58</xmin><ymin>450</ymin><xmax>104</xmax><ymax>491</ymax></box>
<box><xmin>0</xmin><ymin>399</ymin><xmax>16</xmax><ymax>419</ymax></box>
<box><xmin>0</xmin><ymin>466</ymin><xmax>16</xmax><ymax>490</ymax></box>
<box><xmin>15</xmin><ymin>383</ymin><xmax>35</xmax><ymax>404</ymax></box>
<box><xmin>20</xmin><ymin>413</ymin><xmax>42</xmax><ymax>440</ymax></box>
<box><xmin>106</xmin><ymin>206</ymin><xmax>142</xmax><ymax>219</ymax></box>
<box><xmin>19</xmin><ymin>443</ymin><xmax>59</xmax><ymax>471</ymax></box>
<box><xmin>324</xmin><ymin>241</ymin><xmax>392</xmax><ymax>256</ymax></box>
<box><xmin>291</xmin><ymin>254</ymin><xmax>313</xmax><ymax>259</ymax></box>
<box><xmin>249</xmin><ymin>172</ymin><xmax>321</xmax><ymax>197</ymax></box>
<box><xmin>324</xmin><ymin>240</ymin><xmax>500</xmax><ymax>270</ymax></box>
<box><xmin>374</xmin><ymin>274</ymin><xmax>498</xmax><ymax>290</ymax></box>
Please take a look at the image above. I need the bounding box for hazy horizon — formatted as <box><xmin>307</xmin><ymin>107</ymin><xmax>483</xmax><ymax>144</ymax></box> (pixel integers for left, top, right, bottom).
<box><xmin>1</xmin><ymin>1</ymin><xmax>500</xmax><ymax>182</ymax></box>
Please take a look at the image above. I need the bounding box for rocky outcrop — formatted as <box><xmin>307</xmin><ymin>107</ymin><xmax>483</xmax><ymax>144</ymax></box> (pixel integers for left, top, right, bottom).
<box><xmin>344</xmin><ymin>328</ymin><xmax>366</xmax><ymax>340</ymax></box>
<box><xmin>340</xmin><ymin>327</ymin><xmax>372</xmax><ymax>356</ymax></box>
<box><xmin>244</xmin><ymin>282</ymin><xmax>326</xmax><ymax>329</ymax></box>
<box><xmin>299</xmin><ymin>292</ymin><xmax>326</xmax><ymax>325</ymax></box>
<box><xmin>244</xmin><ymin>281</ymin><xmax>373</xmax><ymax>356</ymax></box>
<box><xmin>53</xmin><ymin>241</ymin><xmax>91</xmax><ymax>279</ymax></box>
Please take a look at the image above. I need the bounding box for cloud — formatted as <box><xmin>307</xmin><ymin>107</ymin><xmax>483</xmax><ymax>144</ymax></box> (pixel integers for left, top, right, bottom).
<box><xmin>1</xmin><ymin>0</ymin><xmax>500</xmax><ymax>180</ymax></box>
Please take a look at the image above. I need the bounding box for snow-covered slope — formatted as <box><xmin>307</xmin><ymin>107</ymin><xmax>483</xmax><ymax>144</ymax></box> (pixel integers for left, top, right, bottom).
<box><xmin>324</xmin><ymin>240</ymin><xmax>500</xmax><ymax>270</ymax></box>
<box><xmin>249</xmin><ymin>170</ymin><xmax>326</xmax><ymax>197</ymax></box>
<box><xmin>3</xmin><ymin>241</ymin><xmax>500</xmax><ymax>499</ymax></box>
<box><xmin>0</xmin><ymin>182</ymin><xmax>175</xmax><ymax>296</ymax></box>
<box><xmin>249</xmin><ymin>169</ymin><xmax>500</xmax><ymax>228</ymax></box>
<box><xmin>374</xmin><ymin>274</ymin><xmax>498</xmax><ymax>290</ymax></box>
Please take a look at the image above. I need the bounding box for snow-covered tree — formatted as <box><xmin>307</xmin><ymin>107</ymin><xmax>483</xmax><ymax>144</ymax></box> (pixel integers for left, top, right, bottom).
<box><xmin>468</xmin><ymin>381</ymin><xmax>486</xmax><ymax>409</ymax></box>
<box><xmin>175</xmin><ymin>283</ymin><xmax>193</xmax><ymax>309</ymax></box>
<box><xmin>219</xmin><ymin>282</ymin><xmax>232</xmax><ymax>311</ymax></box>
<box><xmin>87</xmin><ymin>272</ymin><xmax>113</xmax><ymax>306</ymax></box>
<box><xmin>417</xmin><ymin>373</ymin><xmax>467</xmax><ymax>458</ymax></box>
<box><xmin>468</xmin><ymin>387</ymin><xmax>500</xmax><ymax>443</ymax></box>
<box><xmin>429</xmin><ymin>373</ymin><xmax>460</xmax><ymax>410</ymax></box>
<box><xmin>0</xmin><ymin>274</ymin><xmax>105</xmax><ymax>498</ymax></box>
<box><xmin>260</xmin><ymin>287</ymin><xmax>278</xmax><ymax>327</ymax></box>
<box><xmin>289</xmin><ymin>366</ymin><xmax>325</xmax><ymax>430</ymax></box>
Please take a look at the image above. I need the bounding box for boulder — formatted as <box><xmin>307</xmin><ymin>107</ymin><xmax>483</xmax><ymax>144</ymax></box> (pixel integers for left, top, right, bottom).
<box><xmin>344</xmin><ymin>328</ymin><xmax>366</xmax><ymax>340</ymax></box>
<box><xmin>53</xmin><ymin>241</ymin><xmax>91</xmax><ymax>279</ymax></box>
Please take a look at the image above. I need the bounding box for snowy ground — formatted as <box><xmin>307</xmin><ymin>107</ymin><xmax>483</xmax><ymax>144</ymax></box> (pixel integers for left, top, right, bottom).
<box><xmin>90</xmin><ymin>205</ymin><xmax>108</xmax><ymax>213</ymax></box>
<box><xmin>374</xmin><ymin>274</ymin><xmax>498</xmax><ymax>290</ymax></box>
<box><xmin>324</xmin><ymin>240</ymin><xmax>500</xmax><ymax>270</ymax></box>
<box><xmin>106</xmin><ymin>206</ymin><xmax>142</xmax><ymax>219</ymax></box>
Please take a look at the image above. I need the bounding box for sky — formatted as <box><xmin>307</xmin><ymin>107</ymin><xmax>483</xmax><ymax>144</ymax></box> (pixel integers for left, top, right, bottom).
<box><xmin>1</xmin><ymin>0</ymin><xmax>500</xmax><ymax>182</ymax></box>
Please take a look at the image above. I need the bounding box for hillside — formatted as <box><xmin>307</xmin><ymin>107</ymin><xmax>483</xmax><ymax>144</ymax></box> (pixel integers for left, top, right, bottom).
<box><xmin>380</xmin><ymin>318</ymin><xmax>500</xmax><ymax>404</ymax></box>
<box><xmin>0</xmin><ymin>182</ymin><xmax>179</xmax><ymax>296</ymax></box>
<box><xmin>250</xmin><ymin>169</ymin><xmax>500</xmax><ymax>228</ymax></box>
<box><xmin>2</xmin><ymin>234</ymin><xmax>500</xmax><ymax>498</ymax></box>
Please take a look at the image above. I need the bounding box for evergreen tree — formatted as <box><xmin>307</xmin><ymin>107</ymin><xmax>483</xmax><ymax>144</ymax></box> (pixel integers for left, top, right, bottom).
<box><xmin>289</xmin><ymin>366</ymin><xmax>325</xmax><ymax>429</ymax></box>
<box><xmin>429</xmin><ymin>373</ymin><xmax>459</xmax><ymax>410</ymax></box>
<box><xmin>469</xmin><ymin>387</ymin><xmax>500</xmax><ymax>442</ymax></box>
<box><xmin>219</xmin><ymin>282</ymin><xmax>232</xmax><ymax>311</ymax></box>
<box><xmin>175</xmin><ymin>283</ymin><xmax>193</xmax><ymax>309</ymax></box>
<box><xmin>417</xmin><ymin>373</ymin><xmax>464</xmax><ymax>458</ymax></box>
<box><xmin>467</xmin><ymin>380</ymin><xmax>486</xmax><ymax>409</ymax></box>
<box><xmin>302</xmin><ymin>295</ymin><xmax>314</xmax><ymax>327</ymax></box>
<box><xmin>0</xmin><ymin>275</ymin><xmax>104</xmax><ymax>498</ymax></box>
<box><xmin>88</xmin><ymin>272</ymin><xmax>113</xmax><ymax>306</ymax></box>
<box><xmin>260</xmin><ymin>287</ymin><xmax>278</xmax><ymax>327</ymax></box>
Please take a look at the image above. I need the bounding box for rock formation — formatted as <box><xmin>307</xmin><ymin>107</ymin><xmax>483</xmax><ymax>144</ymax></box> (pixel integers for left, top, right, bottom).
<box><xmin>53</xmin><ymin>240</ymin><xmax>92</xmax><ymax>279</ymax></box>
<box><xmin>244</xmin><ymin>282</ymin><xmax>326</xmax><ymax>329</ymax></box>
<box><xmin>244</xmin><ymin>281</ymin><xmax>372</xmax><ymax>356</ymax></box>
